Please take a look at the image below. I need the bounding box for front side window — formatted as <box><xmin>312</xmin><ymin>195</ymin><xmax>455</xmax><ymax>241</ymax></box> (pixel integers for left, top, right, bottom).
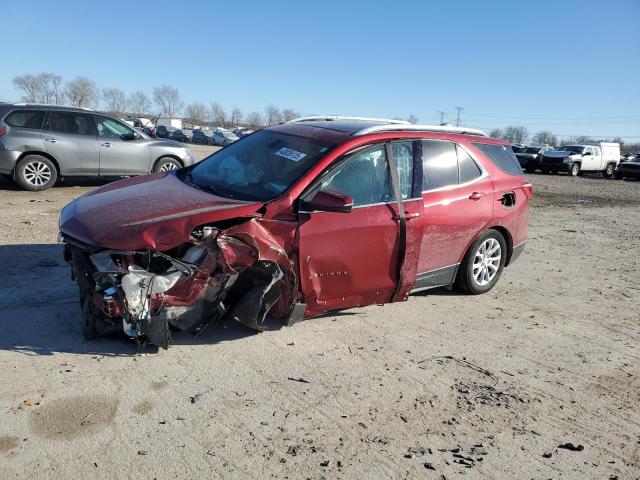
<box><xmin>47</xmin><ymin>111</ymin><xmax>97</xmax><ymax>136</ymax></box>
<box><xmin>312</xmin><ymin>142</ymin><xmax>414</xmax><ymax>207</ymax></box>
<box><xmin>4</xmin><ymin>110</ymin><xmax>45</xmax><ymax>129</ymax></box>
<box><xmin>180</xmin><ymin>130</ymin><xmax>335</xmax><ymax>201</ymax></box>
<box><xmin>422</xmin><ymin>140</ymin><xmax>458</xmax><ymax>190</ymax></box>
<box><xmin>95</xmin><ymin>115</ymin><xmax>135</xmax><ymax>139</ymax></box>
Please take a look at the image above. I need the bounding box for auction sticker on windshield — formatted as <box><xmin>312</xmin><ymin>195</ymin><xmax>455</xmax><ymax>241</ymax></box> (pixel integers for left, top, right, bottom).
<box><xmin>275</xmin><ymin>147</ymin><xmax>306</xmax><ymax>162</ymax></box>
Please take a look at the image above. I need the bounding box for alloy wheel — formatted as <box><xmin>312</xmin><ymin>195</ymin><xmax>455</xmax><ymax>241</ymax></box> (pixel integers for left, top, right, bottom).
<box><xmin>472</xmin><ymin>238</ymin><xmax>501</xmax><ymax>287</ymax></box>
<box><xmin>159</xmin><ymin>162</ymin><xmax>178</xmax><ymax>172</ymax></box>
<box><xmin>23</xmin><ymin>161</ymin><xmax>52</xmax><ymax>186</ymax></box>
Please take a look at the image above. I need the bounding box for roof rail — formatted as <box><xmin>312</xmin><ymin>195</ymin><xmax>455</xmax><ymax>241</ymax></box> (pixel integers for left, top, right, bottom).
<box><xmin>287</xmin><ymin>115</ymin><xmax>410</xmax><ymax>125</ymax></box>
<box><xmin>353</xmin><ymin>124</ymin><xmax>489</xmax><ymax>137</ymax></box>
<box><xmin>12</xmin><ymin>102</ymin><xmax>95</xmax><ymax>111</ymax></box>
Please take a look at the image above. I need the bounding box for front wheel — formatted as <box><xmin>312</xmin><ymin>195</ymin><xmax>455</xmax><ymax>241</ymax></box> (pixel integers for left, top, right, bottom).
<box><xmin>153</xmin><ymin>157</ymin><xmax>181</xmax><ymax>173</ymax></box>
<box><xmin>454</xmin><ymin>230</ymin><xmax>507</xmax><ymax>295</ymax></box>
<box><xmin>602</xmin><ymin>163</ymin><xmax>615</xmax><ymax>178</ymax></box>
<box><xmin>569</xmin><ymin>163</ymin><xmax>580</xmax><ymax>176</ymax></box>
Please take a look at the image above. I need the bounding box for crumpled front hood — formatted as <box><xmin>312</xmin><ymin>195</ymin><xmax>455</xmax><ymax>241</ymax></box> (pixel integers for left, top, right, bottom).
<box><xmin>60</xmin><ymin>172</ymin><xmax>262</xmax><ymax>250</ymax></box>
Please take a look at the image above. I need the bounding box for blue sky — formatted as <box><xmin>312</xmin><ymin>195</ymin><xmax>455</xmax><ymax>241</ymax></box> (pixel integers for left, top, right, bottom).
<box><xmin>1</xmin><ymin>0</ymin><xmax>639</xmax><ymax>140</ymax></box>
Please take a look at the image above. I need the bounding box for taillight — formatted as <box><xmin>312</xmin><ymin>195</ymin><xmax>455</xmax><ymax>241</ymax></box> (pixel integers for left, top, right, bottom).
<box><xmin>0</xmin><ymin>129</ymin><xmax>6</xmax><ymax>137</ymax></box>
<box><xmin>522</xmin><ymin>182</ymin><xmax>533</xmax><ymax>199</ymax></box>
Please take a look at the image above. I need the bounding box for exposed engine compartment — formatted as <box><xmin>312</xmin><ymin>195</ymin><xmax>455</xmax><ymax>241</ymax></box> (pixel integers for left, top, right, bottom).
<box><xmin>63</xmin><ymin>218</ymin><xmax>305</xmax><ymax>348</ymax></box>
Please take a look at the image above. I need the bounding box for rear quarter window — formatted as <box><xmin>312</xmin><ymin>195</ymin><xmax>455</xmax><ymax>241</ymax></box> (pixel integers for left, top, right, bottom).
<box><xmin>473</xmin><ymin>143</ymin><xmax>523</xmax><ymax>176</ymax></box>
<box><xmin>4</xmin><ymin>110</ymin><xmax>45</xmax><ymax>129</ymax></box>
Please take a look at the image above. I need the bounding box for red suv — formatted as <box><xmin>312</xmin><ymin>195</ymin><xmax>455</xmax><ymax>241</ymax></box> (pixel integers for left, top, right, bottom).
<box><xmin>60</xmin><ymin>117</ymin><xmax>531</xmax><ymax>347</ymax></box>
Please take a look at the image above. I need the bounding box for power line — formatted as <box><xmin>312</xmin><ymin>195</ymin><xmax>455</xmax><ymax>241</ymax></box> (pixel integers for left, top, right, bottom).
<box><xmin>437</xmin><ymin>111</ymin><xmax>446</xmax><ymax>124</ymax></box>
<box><xmin>454</xmin><ymin>106</ymin><xmax>464</xmax><ymax>127</ymax></box>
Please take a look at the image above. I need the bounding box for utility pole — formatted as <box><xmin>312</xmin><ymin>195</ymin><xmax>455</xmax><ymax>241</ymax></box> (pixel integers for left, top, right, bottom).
<box><xmin>437</xmin><ymin>111</ymin><xmax>446</xmax><ymax>124</ymax></box>
<box><xmin>454</xmin><ymin>106</ymin><xmax>464</xmax><ymax>127</ymax></box>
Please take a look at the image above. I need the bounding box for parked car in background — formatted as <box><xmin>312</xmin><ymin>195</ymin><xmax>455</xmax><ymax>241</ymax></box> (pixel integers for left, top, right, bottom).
<box><xmin>615</xmin><ymin>156</ymin><xmax>640</xmax><ymax>179</ymax></box>
<box><xmin>234</xmin><ymin>128</ymin><xmax>254</xmax><ymax>138</ymax></box>
<box><xmin>511</xmin><ymin>144</ymin><xmax>526</xmax><ymax>154</ymax></box>
<box><xmin>155</xmin><ymin>125</ymin><xmax>177</xmax><ymax>139</ymax></box>
<box><xmin>58</xmin><ymin>116</ymin><xmax>531</xmax><ymax>347</ymax></box>
<box><xmin>0</xmin><ymin>104</ymin><xmax>196</xmax><ymax>191</ymax></box>
<box><xmin>538</xmin><ymin>142</ymin><xmax>620</xmax><ymax>177</ymax></box>
<box><xmin>142</xmin><ymin>127</ymin><xmax>156</xmax><ymax>137</ymax></box>
<box><xmin>515</xmin><ymin>146</ymin><xmax>553</xmax><ymax>173</ymax></box>
<box><xmin>192</xmin><ymin>129</ymin><xmax>214</xmax><ymax>145</ymax></box>
<box><xmin>212</xmin><ymin>129</ymin><xmax>239</xmax><ymax>146</ymax></box>
<box><xmin>172</xmin><ymin>129</ymin><xmax>192</xmax><ymax>143</ymax></box>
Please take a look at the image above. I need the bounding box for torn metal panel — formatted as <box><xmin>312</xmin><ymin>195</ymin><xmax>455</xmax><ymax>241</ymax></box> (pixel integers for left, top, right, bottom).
<box><xmin>63</xmin><ymin>215</ymin><xmax>302</xmax><ymax>348</ymax></box>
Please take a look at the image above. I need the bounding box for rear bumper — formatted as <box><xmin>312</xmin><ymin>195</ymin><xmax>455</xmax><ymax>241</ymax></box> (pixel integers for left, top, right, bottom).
<box><xmin>508</xmin><ymin>241</ymin><xmax>526</xmax><ymax>266</ymax></box>
<box><xmin>0</xmin><ymin>149</ymin><xmax>20</xmax><ymax>175</ymax></box>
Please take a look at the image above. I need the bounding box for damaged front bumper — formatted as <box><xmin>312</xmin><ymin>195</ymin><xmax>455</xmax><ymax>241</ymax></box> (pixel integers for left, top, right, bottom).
<box><xmin>62</xmin><ymin>220</ymin><xmax>305</xmax><ymax>348</ymax></box>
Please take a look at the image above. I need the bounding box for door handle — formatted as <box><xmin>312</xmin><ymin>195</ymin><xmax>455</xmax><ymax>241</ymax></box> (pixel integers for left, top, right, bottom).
<box><xmin>393</xmin><ymin>212</ymin><xmax>421</xmax><ymax>220</ymax></box>
<box><xmin>44</xmin><ymin>137</ymin><xmax>57</xmax><ymax>143</ymax></box>
<box><xmin>469</xmin><ymin>191</ymin><xmax>486</xmax><ymax>200</ymax></box>
<box><xmin>100</xmin><ymin>142</ymin><xmax>111</xmax><ymax>147</ymax></box>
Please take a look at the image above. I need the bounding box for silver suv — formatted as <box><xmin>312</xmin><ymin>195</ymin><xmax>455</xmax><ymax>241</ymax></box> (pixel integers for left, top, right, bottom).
<box><xmin>0</xmin><ymin>103</ymin><xmax>195</xmax><ymax>191</ymax></box>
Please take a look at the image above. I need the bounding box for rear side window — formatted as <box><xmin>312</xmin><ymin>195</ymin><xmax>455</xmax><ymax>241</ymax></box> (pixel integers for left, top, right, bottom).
<box><xmin>47</xmin><ymin>111</ymin><xmax>97</xmax><ymax>136</ymax></box>
<box><xmin>4</xmin><ymin>110</ymin><xmax>45</xmax><ymax>129</ymax></box>
<box><xmin>473</xmin><ymin>143</ymin><xmax>523</xmax><ymax>176</ymax></box>
<box><xmin>457</xmin><ymin>145</ymin><xmax>482</xmax><ymax>183</ymax></box>
<box><xmin>421</xmin><ymin>140</ymin><xmax>458</xmax><ymax>190</ymax></box>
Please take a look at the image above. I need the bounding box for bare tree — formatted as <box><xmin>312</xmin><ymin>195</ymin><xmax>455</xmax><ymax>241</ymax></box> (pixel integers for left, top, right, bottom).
<box><xmin>13</xmin><ymin>74</ymin><xmax>40</xmax><ymax>103</ymax></box>
<box><xmin>209</xmin><ymin>102</ymin><xmax>228</xmax><ymax>127</ymax></box>
<box><xmin>489</xmin><ymin>128</ymin><xmax>503</xmax><ymax>139</ymax></box>
<box><xmin>65</xmin><ymin>76</ymin><xmax>98</xmax><ymax>108</ymax></box>
<box><xmin>102</xmin><ymin>88</ymin><xmax>127</xmax><ymax>116</ymax></box>
<box><xmin>406</xmin><ymin>114</ymin><xmax>419</xmax><ymax>124</ymax></box>
<box><xmin>502</xmin><ymin>125</ymin><xmax>528</xmax><ymax>144</ymax></box>
<box><xmin>246</xmin><ymin>111</ymin><xmax>264</xmax><ymax>129</ymax></box>
<box><xmin>531</xmin><ymin>130</ymin><xmax>557</xmax><ymax>146</ymax></box>
<box><xmin>281</xmin><ymin>109</ymin><xmax>299</xmax><ymax>122</ymax></box>
<box><xmin>231</xmin><ymin>106</ymin><xmax>243</xmax><ymax>127</ymax></box>
<box><xmin>13</xmin><ymin>72</ymin><xmax>64</xmax><ymax>104</ymax></box>
<box><xmin>153</xmin><ymin>84</ymin><xmax>184</xmax><ymax>117</ymax></box>
<box><xmin>264</xmin><ymin>104</ymin><xmax>282</xmax><ymax>125</ymax></box>
<box><xmin>128</xmin><ymin>91</ymin><xmax>151</xmax><ymax>116</ymax></box>
<box><xmin>185</xmin><ymin>102</ymin><xmax>208</xmax><ymax>126</ymax></box>
<box><xmin>40</xmin><ymin>73</ymin><xmax>64</xmax><ymax>104</ymax></box>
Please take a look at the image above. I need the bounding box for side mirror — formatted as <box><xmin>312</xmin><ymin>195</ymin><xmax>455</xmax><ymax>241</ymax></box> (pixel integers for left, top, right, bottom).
<box><xmin>583</xmin><ymin>151</ymin><xmax>591</xmax><ymax>156</ymax></box>
<box><xmin>121</xmin><ymin>132</ymin><xmax>137</xmax><ymax>141</ymax></box>
<box><xmin>300</xmin><ymin>190</ymin><xmax>353</xmax><ymax>213</ymax></box>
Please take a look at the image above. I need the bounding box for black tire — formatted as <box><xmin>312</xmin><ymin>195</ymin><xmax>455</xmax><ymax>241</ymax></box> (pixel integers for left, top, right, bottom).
<box><xmin>614</xmin><ymin>170</ymin><xmax>623</xmax><ymax>180</ymax></box>
<box><xmin>602</xmin><ymin>163</ymin><xmax>615</xmax><ymax>178</ymax></box>
<box><xmin>455</xmin><ymin>230</ymin><xmax>507</xmax><ymax>295</ymax></box>
<box><xmin>81</xmin><ymin>295</ymin><xmax>99</xmax><ymax>340</ymax></box>
<box><xmin>540</xmin><ymin>168</ymin><xmax>550</xmax><ymax>174</ymax></box>
<box><xmin>569</xmin><ymin>163</ymin><xmax>580</xmax><ymax>177</ymax></box>
<box><xmin>153</xmin><ymin>157</ymin><xmax>181</xmax><ymax>173</ymax></box>
<box><xmin>15</xmin><ymin>155</ymin><xmax>58</xmax><ymax>191</ymax></box>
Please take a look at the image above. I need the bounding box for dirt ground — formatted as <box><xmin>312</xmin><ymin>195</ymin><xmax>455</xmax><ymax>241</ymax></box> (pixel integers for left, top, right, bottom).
<box><xmin>0</xmin><ymin>147</ymin><xmax>638</xmax><ymax>479</ymax></box>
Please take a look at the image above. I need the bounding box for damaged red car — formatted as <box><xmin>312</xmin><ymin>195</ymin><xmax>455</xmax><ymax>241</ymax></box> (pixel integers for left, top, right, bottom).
<box><xmin>60</xmin><ymin>116</ymin><xmax>531</xmax><ymax>348</ymax></box>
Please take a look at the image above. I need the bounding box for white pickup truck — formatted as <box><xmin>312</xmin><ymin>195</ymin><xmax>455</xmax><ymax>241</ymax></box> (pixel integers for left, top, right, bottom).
<box><xmin>538</xmin><ymin>142</ymin><xmax>621</xmax><ymax>177</ymax></box>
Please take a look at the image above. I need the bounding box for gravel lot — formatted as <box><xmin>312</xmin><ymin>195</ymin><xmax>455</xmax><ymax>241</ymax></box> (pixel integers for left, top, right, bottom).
<box><xmin>0</xmin><ymin>150</ymin><xmax>638</xmax><ymax>479</ymax></box>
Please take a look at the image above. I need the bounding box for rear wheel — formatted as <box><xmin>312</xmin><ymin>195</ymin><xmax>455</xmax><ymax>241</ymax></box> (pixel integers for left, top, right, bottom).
<box><xmin>455</xmin><ymin>230</ymin><xmax>507</xmax><ymax>295</ymax></box>
<box><xmin>15</xmin><ymin>155</ymin><xmax>58</xmax><ymax>191</ymax></box>
<box><xmin>569</xmin><ymin>163</ymin><xmax>580</xmax><ymax>176</ymax></box>
<box><xmin>602</xmin><ymin>163</ymin><xmax>615</xmax><ymax>178</ymax></box>
<box><xmin>153</xmin><ymin>157</ymin><xmax>181</xmax><ymax>173</ymax></box>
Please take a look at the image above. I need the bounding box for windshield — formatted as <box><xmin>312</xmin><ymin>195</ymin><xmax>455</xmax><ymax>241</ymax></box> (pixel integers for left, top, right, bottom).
<box><xmin>178</xmin><ymin>130</ymin><xmax>336</xmax><ymax>201</ymax></box>
<box><xmin>559</xmin><ymin>145</ymin><xmax>583</xmax><ymax>153</ymax></box>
